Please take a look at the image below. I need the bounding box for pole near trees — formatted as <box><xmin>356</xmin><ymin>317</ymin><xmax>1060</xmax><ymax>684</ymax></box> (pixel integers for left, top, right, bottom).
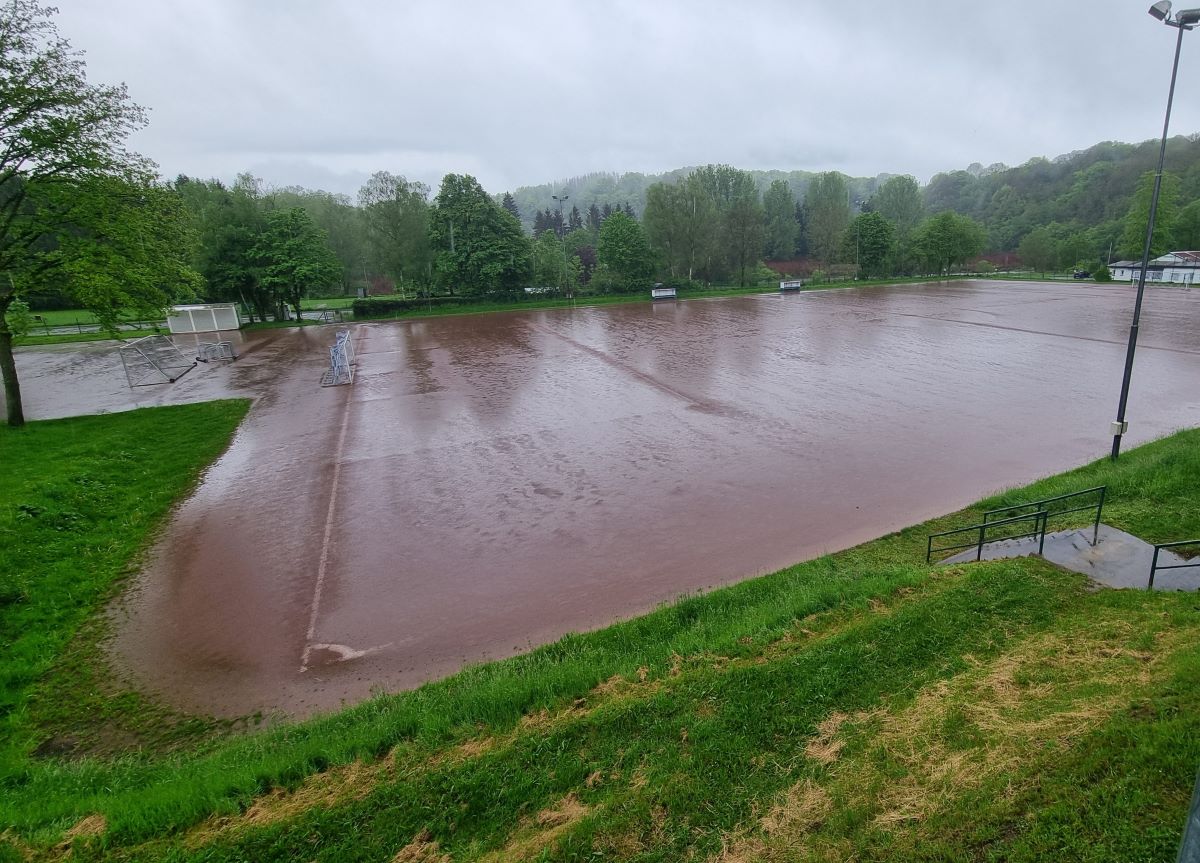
<box><xmin>1111</xmin><ymin>2</ymin><xmax>1198</xmax><ymax>460</ymax></box>
<box><xmin>552</xmin><ymin>193</ymin><xmax>569</xmax><ymax>293</ymax></box>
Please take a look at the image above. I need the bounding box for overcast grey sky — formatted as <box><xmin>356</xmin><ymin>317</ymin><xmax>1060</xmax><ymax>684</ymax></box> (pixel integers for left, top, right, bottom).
<box><xmin>51</xmin><ymin>0</ymin><xmax>1200</xmax><ymax>198</ymax></box>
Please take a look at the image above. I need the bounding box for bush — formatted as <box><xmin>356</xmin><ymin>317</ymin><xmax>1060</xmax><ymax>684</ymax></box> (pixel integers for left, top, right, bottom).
<box><xmin>753</xmin><ymin>264</ymin><xmax>782</xmax><ymax>286</ymax></box>
<box><xmin>1094</xmin><ymin>264</ymin><xmax>1112</xmax><ymax>282</ymax></box>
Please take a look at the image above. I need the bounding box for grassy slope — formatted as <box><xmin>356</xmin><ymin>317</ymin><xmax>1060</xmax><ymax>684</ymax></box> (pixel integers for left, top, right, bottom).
<box><xmin>1</xmin><ymin>426</ymin><xmax>1198</xmax><ymax>861</ymax></box>
<box><xmin>0</xmin><ymin>404</ymin><xmax>251</xmax><ymax>780</ymax></box>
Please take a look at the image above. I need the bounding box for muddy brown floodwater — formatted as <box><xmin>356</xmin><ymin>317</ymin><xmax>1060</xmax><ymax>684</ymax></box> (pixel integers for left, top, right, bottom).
<box><xmin>17</xmin><ymin>280</ymin><xmax>1200</xmax><ymax>718</ymax></box>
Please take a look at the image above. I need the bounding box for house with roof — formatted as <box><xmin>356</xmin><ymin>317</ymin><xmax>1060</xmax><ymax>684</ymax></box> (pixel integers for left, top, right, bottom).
<box><xmin>1110</xmin><ymin>251</ymin><xmax>1200</xmax><ymax>284</ymax></box>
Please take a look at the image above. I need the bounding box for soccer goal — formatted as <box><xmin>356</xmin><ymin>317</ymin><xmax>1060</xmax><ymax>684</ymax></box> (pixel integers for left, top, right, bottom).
<box><xmin>320</xmin><ymin>329</ymin><xmax>356</xmax><ymax>387</ymax></box>
<box><xmin>196</xmin><ymin>341</ymin><xmax>237</xmax><ymax>362</ymax></box>
<box><xmin>119</xmin><ymin>335</ymin><xmax>198</xmax><ymax>387</ymax></box>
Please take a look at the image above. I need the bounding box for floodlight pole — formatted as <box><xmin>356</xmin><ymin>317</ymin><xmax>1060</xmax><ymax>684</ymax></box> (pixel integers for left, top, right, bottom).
<box><xmin>552</xmin><ymin>193</ymin><xmax>568</xmax><ymax>239</ymax></box>
<box><xmin>1111</xmin><ymin>8</ymin><xmax>1194</xmax><ymax>460</ymax></box>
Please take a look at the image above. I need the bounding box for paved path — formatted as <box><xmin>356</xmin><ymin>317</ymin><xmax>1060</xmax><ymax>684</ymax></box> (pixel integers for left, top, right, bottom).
<box><xmin>941</xmin><ymin>523</ymin><xmax>1200</xmax><ymax>591</ymax></box>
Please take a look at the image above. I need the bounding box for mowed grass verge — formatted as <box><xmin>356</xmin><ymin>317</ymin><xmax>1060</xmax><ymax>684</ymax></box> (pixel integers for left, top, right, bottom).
<box><xmin>2</xmin><ymin>424</ymin><xmax>1199</xmax><ymax>861</ymax></box>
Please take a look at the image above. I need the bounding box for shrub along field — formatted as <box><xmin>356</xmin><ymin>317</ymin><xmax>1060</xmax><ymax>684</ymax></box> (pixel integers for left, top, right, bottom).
<box><xmin>1</xmin><ymin>406</ymin><xmax>1198</xmax><ymax>862</ymax></box>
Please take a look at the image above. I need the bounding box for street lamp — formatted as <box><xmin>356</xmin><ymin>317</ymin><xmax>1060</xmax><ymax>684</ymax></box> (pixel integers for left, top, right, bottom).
<box><xmin>551</xmin><ymin>193</ymin><xmax>569</xmax><ymax>239</ymax></box>
<box><xmin>1110</xmin><ymin>1</ymin><xmax>1200</xmax><ymax>460</ymax></box>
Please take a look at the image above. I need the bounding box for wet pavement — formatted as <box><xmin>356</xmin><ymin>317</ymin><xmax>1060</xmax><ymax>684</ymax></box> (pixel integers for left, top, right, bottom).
<box><xmin>16</xmin><ymin>280</ymin><xmax>1200</xmax><ymax>718</ymax></box>
<box><xmin>941</xmin><ymin>524</ymin><xmax>1200</xmax><ymax>591</ymax></box>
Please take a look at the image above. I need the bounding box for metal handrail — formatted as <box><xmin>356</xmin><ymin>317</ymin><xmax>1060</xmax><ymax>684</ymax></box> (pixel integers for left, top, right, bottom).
<box><xmin>983</xmin><ymin>486</ymin><xmax>1106</xmax><ymax>547</ymax></box>
<box><xmin>926</xmin><ymin>511</ymin><xmax>1048</xmax><ymax>564</ymax></box>
<box><xmin>1149</xmin><ymin>539</ymin><xmax>1200</xmax><ymax>590</ymax></box>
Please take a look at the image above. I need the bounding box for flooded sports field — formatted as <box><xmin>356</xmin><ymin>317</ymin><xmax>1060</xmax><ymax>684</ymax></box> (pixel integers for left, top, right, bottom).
<box><xmin>18</xmin><ymin>279</ymin><xmax>1200</xmax><ymax>717</ymax></box>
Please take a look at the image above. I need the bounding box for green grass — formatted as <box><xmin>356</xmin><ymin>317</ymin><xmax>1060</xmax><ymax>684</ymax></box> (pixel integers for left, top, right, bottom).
<box><xmin>3</xmin><ymin>424</ymin><xmax>1200</xmax><ymax>861</ymax></box>
<box><xmin>0</xmin><ymin>402</ymin><xmax>251</xmax><ymax>773</ymax></box>
<box><xmin>12</xmin><ymin>332</ymin><xmax>130</xmax><ymax>347</ymax></box>
<box><xmin>23</xmin><ymin>309</ymin><xmax>104</xmax><ymax>327</ymax></box>
<box><xmin>300</xmin><ymin>297</ymin><xmax>356</xmax><ymax>310</ymax></box>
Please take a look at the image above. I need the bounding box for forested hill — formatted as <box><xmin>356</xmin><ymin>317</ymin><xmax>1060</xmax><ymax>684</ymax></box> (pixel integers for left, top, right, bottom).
<box><xmin>510</xmin><ymin>169</ymin><xmax>882</xmax><ymax>228</ymax></box>
<box><xmin>509</xmin><ymin>134</ymin><xmax>1200</xmax><ymax>253</ymax></box>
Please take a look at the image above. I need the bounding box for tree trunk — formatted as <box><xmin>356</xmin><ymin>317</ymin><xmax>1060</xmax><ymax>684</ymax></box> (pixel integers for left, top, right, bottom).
<box><xmin>0</xmin><ymin>317</ymin><xmax>25</xmax><ymax>427</ymax></box>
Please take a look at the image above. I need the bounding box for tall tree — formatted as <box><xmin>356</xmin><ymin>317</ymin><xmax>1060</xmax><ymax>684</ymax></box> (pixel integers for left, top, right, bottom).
<box><xmin>871</xmin><ymin>175</ymin><xmax>925</xmax><ymax>240</ymax></box>
<box><xmin>763</xmin><ymin>180</ymin><xmax>797</xmax><ymax>259</ymax></box>
<box><xmin>805</xmin><ymin>172</ymin><xmax>852</xmax><ymax>264</ymax></box>
<box><xmin>913</xmin><ymin>211</ymin><xmax>986</xmax><ymax>277</ymax></box>
<box><xmin>1174</xmin><ymin>199</ymin><xmax>1200</xmax><ymax>250</ymax></box>
<box><xmin>725</xmin><ymin>193</ymin><xmax>766</xmax><ymax>286</ymax></box>
<box><xmin>531</xmin><ymin>230</ymin><xmax>567</xmax><ymax>290</ymax></box>
<box><xmin>175</xmin><ymin>175</ymin><xmax>273</xmax><ymax>320</ymax></box>
<box><xmin>643</xmin><ymin>179</ymin><xmax>718</xmax><ymax>281</ymax></box>
<box><xmin>1018</xmin><ymin>226</ymin><xmax>1058</xmax><ymax>275</ymax></box>
<box><xmin>568</xmin><ymin>205</ymin><xmax>583</xmax><ymax>233</ymax></box>
<box><xmin>0</xmin><ymin>0</ymin><xmax>185</xmax><ymax>426</ymax></box>
<box><xmin>429</xmin><ymin>174</ymin><xmax>531</xmax><ymax>296</ymax></box>
<box><xmin>793</xmin><ymin>200</ymin><xmax>809</xmax><ymax>257</ymax></box>
<box><xmin>501</xmin><ymin>191</ymin><xmax>520</xmax><ymax>222</ymax></box>
<box><xmin>1119</xmin><ymin>171</ymin><xmax>1180</xmax><ymax>259</ymax></box>
<box><xmin>563</xmin><ymin>227</ymin><xmax>596</xmax><ymax>284</ymax></box>
<box><xmin>595</xmin><ymin>211</ymin><xmax>654</xmax><ymax>292</ymax></box>
<box><xmin>586</xmin><ymin>203</ymin><xmax>602</xmax><ymax>239</ymax></box>
<box><xmin>269</xmin><ymin>188</ymin><xmax>365</xmax><ymax>293</ymax></box>
<box><xmin>254</xmin><ymin>207</ymin><xmax>342</xmax><ymax>322</ymax></box>
<box><xmin>687</xmin><ymin>165</ymin><xmax>764</xmax><ymax>282</ymax></box>
<box><xmin>843</xmin><ymin>212</ymin><xmax>895</xmax><ymax>278</ymax></box>
<box><xmin>358</xmin><ymin>171</ymin><xmax>431</xmax><ymax>295</ymax></box>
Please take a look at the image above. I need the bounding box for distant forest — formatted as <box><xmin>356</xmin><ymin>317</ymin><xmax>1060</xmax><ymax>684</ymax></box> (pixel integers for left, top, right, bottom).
<box><xmin>513</xmin><ymin>135</ymin><xmax>1200</xmax><ymax>266</ymax></box>
<box><xmin>25</xmin><ymin>134</ymin><xmax>1200</xmax><ymax>317</ymax></box>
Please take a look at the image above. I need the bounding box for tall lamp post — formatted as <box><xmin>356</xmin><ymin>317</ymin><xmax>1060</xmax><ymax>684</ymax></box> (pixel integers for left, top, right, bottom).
<box><xmin>552</xmin><ymin>193</ymin><xmax>570</xmax><ymax>296</ymax></box>
<box><xmin>1111</xmin><ymin>1</ymin><xmax>1200</xmax><ymax>460</ymax></box>
<box><xmin>551</xmin><ymin>193</ymin><xmax>569</xmax><ymax>239</ymax></box>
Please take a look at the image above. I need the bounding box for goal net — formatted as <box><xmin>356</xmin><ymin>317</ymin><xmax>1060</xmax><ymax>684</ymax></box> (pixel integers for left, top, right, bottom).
<box><xmin>320</xmin><ymin>329</ymin><xmax>356</xmax><ymax>386</ymax></box>
<box><xmin>119</xmin><ymin>335</ymin><xmax>197</xmax><ymax>387</ymax></box>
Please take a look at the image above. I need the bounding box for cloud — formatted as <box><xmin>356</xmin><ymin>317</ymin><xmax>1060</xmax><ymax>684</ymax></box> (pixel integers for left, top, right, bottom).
<box><xmin>51</xmin><ymin>0</ymin><xmax>1200</xmax><ymax>196</ymax></box>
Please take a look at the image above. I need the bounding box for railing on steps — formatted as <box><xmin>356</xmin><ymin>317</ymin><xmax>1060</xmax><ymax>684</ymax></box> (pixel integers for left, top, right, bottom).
<box><xmin>1149</xmin><ymin>539</ymin><xmax>1200</xmax><ymax>590</ymax></box>
<box><xmin>1176</xmin><ymin>766</ymin><xmax>1200</xmax><ymax>863</ymax></box>
<box><xmin>926</xmin><ymin>511</ymin><xmax>1048</xmax><ymax>564</ymax></box>
<box><xmin>982</xmin><ymin>486</ymin><xmax>1106</xmax><ymax>546</ymax></box>
<box><xmin>925</xmin><ymin>486</ymin><xmax>1106</xmax><ymax>565</ymax></box>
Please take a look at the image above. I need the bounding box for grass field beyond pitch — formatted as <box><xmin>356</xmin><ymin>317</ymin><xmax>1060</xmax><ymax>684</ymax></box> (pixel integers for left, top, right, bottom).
<box><xmin>1</xmin><ymin>415</ymin><xmax>1199</xmax><ymax>861</ymax></box>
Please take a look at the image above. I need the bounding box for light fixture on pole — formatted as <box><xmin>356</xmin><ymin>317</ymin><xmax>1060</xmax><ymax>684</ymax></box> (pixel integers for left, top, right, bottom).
<box><xmin>1110</xmin><ymin>1</ymin><xmax>1199</xmax><ymax>460</ymax></box>
<box><xmin>551</xmin><ymin>193</ymin><xmax>569</xmax><ymax>239</ymax></box>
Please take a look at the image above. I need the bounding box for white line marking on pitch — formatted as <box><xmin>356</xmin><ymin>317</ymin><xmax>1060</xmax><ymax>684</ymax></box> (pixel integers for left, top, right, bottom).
<box><xmin>299</xmin><ymin>379</ymin><xmax>355</xmax><ymax>673</ymax></box>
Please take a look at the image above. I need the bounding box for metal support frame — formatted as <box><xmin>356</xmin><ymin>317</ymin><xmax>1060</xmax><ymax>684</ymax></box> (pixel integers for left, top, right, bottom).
<box><xmin>119</xmin><ymin>335</ymin><xmax>197</xmax><ymax>387</ymax></box>
<box><xmin>1149</xmin><ymin>539</ymin><xmax>1200</xmax><ymax>589</ymax></box>
<box><xmin>320</xmin><ymin>329</ymin><xmax>356</xmax><ymax>387</ymax></box>
<box><xmin>926</xmin><ymin>486</ymin><xmax>1107</xmax><ymax>564</ymax></box>
<box><xmin>1113</xmin><ymin>11</ymin><xmax>1195</xmax><ymax>460</ymax></box>
<box><xmin>196</xmin><ymin>341</ymin><xmax>236</xmax><ymax>362</ymax></box>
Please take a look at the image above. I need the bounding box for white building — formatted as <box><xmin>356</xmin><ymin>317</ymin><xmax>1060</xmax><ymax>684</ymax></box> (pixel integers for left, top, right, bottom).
<box><xmin>1109</xmin><ymin>251</ymin><xmax>1200</xmax><ymax>284</ymax></box>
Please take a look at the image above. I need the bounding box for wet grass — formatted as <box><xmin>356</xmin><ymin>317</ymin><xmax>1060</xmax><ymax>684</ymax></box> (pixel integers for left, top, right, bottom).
<box><xmin>12</xmin><ymin>332</ymin><xmax>128</xmax><ymax>347</ymax></box>
<box><xmin>0</xmin><ymin>402</ymin><xmax>250</xmax><ymax>774</ymax></box>
<box><xmin>2</xmin><ymin>425</ymin><xmax>1199</xmax><ymax>861</ymax></box>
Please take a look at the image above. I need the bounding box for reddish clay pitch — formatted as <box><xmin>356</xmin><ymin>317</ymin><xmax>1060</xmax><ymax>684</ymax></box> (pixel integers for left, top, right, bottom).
<box><xmin>19</xmin><ymin>281</ymin><xmax>1200</xmax><ymax>718</ymax></box>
